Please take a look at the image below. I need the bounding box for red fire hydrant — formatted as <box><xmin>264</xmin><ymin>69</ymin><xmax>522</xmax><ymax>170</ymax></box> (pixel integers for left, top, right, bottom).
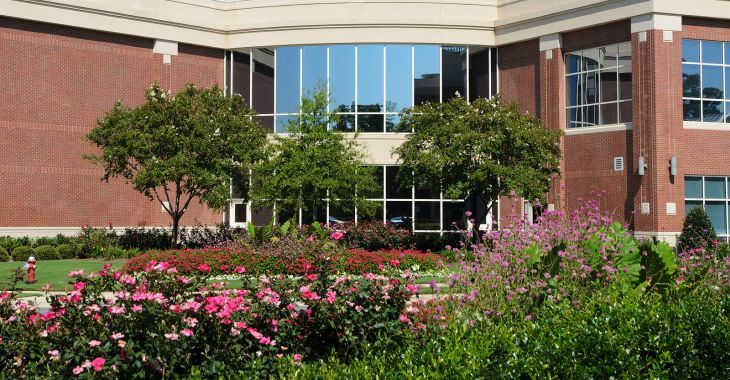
<box><xmin>24</xmin><ymin>256</ymin><xmax>37</xmax><ymax>284</ymax></box>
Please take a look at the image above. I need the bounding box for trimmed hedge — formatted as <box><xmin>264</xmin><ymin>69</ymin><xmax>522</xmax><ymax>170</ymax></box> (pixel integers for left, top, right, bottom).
<box><xmin>57</xmin><ymin>244</ymin><xmax>79</xmax><ymax>259</ymax></box>
<box><xmin>11</xmin><ymin>246</ymin><xmax>34</xmax><ymax>262</ymax></box>
<box><xmin>34</xmin><ymin>245</ymin><xmax>61</xmax><ymax>261</ymax></box>
<box><xmin>0</xmin><ymin>247</ymin><xmax>9</xmax><ymax>262</ymax></box>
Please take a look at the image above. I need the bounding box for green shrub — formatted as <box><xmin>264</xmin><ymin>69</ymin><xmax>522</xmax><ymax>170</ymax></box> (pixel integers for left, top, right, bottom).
<box><xmin>677</xmin><ymin>207</ymin><xmax>718</xmax><ymax>252</ymax></box>
<box><xmin>91</xmin><ymin>246</ymin><xmax>128</xmax><ymax>260</ymax></box>
<box><xmin>11</xmin><ymin>246</ymin><xmax>34</xmax><ymax>261</ymax></box>
<box><xmin>711</xmin><ymin>242</ymin><xmax>730</xmax><ymax>259</ymax></box>
<box><xmin>78</xmin><ymin>226</ymin><xmax>118</xmax><ymax>258</ymax></box>
<box><xmin>34</xmin><ymin>245</ymin><xmax>61</xmax><ymax>261</ymax></box>
<box><xmin>0</xmin><ymin>236</ymin><xmax>30</xmax><ymax>254</ymax></box>
<box><xmin>57</xmin><ymin>244</ymin><xmax>79</xmax><ymax>259</ymax></box>
<box><xmin>0</xmin><ymin>247</ymin><xmax>9</xmax><ymax>262</ymax></box>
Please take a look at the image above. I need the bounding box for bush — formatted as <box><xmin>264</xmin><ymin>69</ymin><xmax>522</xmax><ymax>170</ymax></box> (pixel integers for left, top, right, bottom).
<box><xmin>339</xmin><ymin>221</ymin><xmax>414</xmax><ymax>251</ymax></box>
<box><xmin>57</xmin><ymin>244</ymin><xmax>79</xmax><ymax>259</ymax></box>
<box><xmin>711</xmin><ymin>242</ymin><xmax>730</xmax><ymax>259</ymax></box>
<box><xmin>90</xmin><ymin>246</ymin><xmax>129</xmax><ymax>260</ymax></box>
<box><xmin>34</xmin><ymin>245</ymin><xmax>61</xmax><ymax>261</ymax></box>
<box><xmin>0</xmin><ymin>247</ymin><xmax>9</xmax><ymax>262</ymax></box>
<box><xmin>77</xmin><ymin>226</ymin><xmax>118</xmax><ymax>258</ymax></box>
<box><xmin>0</xmin><ymin>236</ymin><xmax>30</xmax><ymax>254</ymax></box>
<box><xmin>118</xmin><ymin>227</ymin><xmax>172</xmax><ymax>251</ymax></box>
<box><xmin>11</xmin><ymin>246</ymin><xmax>34</xmax><ymax>262</ymax></box>
<box><xmin>678</xmin><ymin>206</ymin><xmax>718</xmax><ymax>252</ymax></box>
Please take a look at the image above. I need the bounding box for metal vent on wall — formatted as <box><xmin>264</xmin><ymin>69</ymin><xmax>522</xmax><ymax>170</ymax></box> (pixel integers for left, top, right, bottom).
<box><xmin>613</xmin><ymin>157</ymin><xmax>624</xmax><ymax>171</ymax></box>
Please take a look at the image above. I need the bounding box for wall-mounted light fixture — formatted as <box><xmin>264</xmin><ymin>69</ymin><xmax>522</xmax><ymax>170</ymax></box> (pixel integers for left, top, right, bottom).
<box><xmin>638</xmin><ymin>156</ymin><xmax>646</xmax><ymax>176</ymax></box>
<box><xmin>669</xmin><ymin>156</ymin><xmax>677</xmax><ymax>177</ymax></box>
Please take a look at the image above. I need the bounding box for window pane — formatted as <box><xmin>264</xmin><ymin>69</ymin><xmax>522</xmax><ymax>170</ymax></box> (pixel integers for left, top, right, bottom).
<box><xmin>276</xmin><ymin>114</ymin><xmax>297</xmax><ymax>133</ymax></box>
<box><xmin>234</xmin><ymin>203</ymin><xmax>247</xmax><ymax>224</ymax></box>
<box><xmin>232</xmin><ymin>50</ymin><xmax>251</xmax><ymax>102</ymax></box>
<box><xmin>386</xmin><ymin>45</ymin><xmax>412</xmax><ymax>112</ymax></box>
<box><xmin>358</xmin><ymin>201</ymin><xmax>383</xmax><ymax>222</ymax></box>
<box><xmin>705</xmin><ymin>177</ymin><xmax>726</xmax><ymax>199</ymax></box>
<box><xmin>251</xmin><ymin>205</ymin><xmax>274</xmax><ymax>226</ymax></box>
<box><xmin>726</xmin><ymin>43</ymin><xmax>730</xmax><ymax>65</ymax></box>
<box><xmin>684</xmin><ymin>201</ymin><xmax>702</xmax><ymax>217</ymax></box>
<box><xmin>685</xmin><ymin>176</ymin><xmax>703</xmax><ymax>198</ymax></box>
<box><xmin>706</xmin><ymin>201</ymin><xmax>727</xmax><ymax>234</ymax></box>
<box><xmin>567</xmin><ymin>107</ymin><xmax>581</xmax><ymax>128</ymax></box>
<box><xmin>442</xmin><ymin>46</ymin><xmax>467</xmax><ymax>101</ymax></box>
<box><xmin>301</xmin><ymin>46</ymin><xmax>327</xmax><ymax>97</ymax></box>
<box><xmin>443</xmin><ymin>202</ymin><xmax>467</xmax><ymax>231</ymax></box>
<box><xmin>617</xmin><ymin>42</ymin><xmax>632</xmax><ymax>67</ymax></box>
<box><xmin>469</xmin><ymin>47</ymin><xmax>490</xmax><ymax>100</ymax></box>
<box><xmin>702</xmin><ymin>41</ymin><xmax>723</xmax><ymax>64</ymax></box>
<box><xmin>702</xmin><ymin>65</ymin><xmax>723</xmax><ymax>99</ymax></box>
<box><xmin>582</xmin><ymin>48</ymin><xmax>600</xmax><ymax>71</ymax></box>
<box><xmin>252</xmin><ymin>48</ymin><xmax>275</xmax><ymax>114</ymax></box>
<box><xmin>330</xmin><ymin>45</ymin><xmax>356</xmax><ymax>112</ymax></box>
<box><xmin>490</xmin><ymin>48</ymin><xmax>498</xmax><ymax>97</ymax></box>
<box><xmin>276</xmin><ymin>47</ymin><xmax>300</xmax><ymax>114</ymax></box>
<box><xmin>619</xmin><ymin>101</ymin><xmax>632</xmax><ymax>124</ymax></box>
<box><xmin>302</xmin><ymin>203</ymin><xmax>327</xmax><ymax>225</ymax></box>
<box><xmin>255</xmin><ymin>115</ymin><xmax>274</xmax><ymax>133</ymax></box>
<box><xmin>582</xmin><ymin>72</ymin><xmax>599</xmax><ymax>104</ymax></box>
<box><xmin>565</xmin><ymin>52</ymin><xmax>581</xmax><ymax>74</ymax></box>
<box><xmin>414</xmin><ymin>45</ymin><xmax>440</xmax><ymax>105</ymax></box>
<box><xmin>683</xmin><ymin>100</ymin><xmax>701</xmax><ymax>121</ymax></box>
<box><xmin>386</xmin><ymin>201</ymin><xmax>412</xmax><ymax>230</ymax></box>
<box><xmin>726</xmin><ymin>102</ymin><xmax>730</xmax><ymax>123</ymax></box>
<box><xmin>566</xmin><ymin>75</ymin><xmax>582</xmax><ymax>107</ymax></box>
<box><xmin>357</xmin><ymin>45</ymin><xmax>384</xmax><ymax>112</ymax></box>
<box><xmin>618</xmin><ymin>65</ymin><xmax>632</xmax><ymax>100</ymax></box>
<box><xmin>726</xmin><ymin>68</ymin><xmax>730</xmax><ymax>100</ymax></box>
<box><xmin>415</xmin><ymin>201</ymin><xmax>440</xmax><ymax>230</ymax></box>
<box><xmin>682</xmin><ymin>40</ymin><xmax>700</xmax><ymax>62</ymax></box>
<box><xmin>386</xmin><ymin>166</ymin><xmax>411</xmax><ymax>199</ymax></box>
<box><xmin>332</xmin><ymin>113</ymin><xmax>354</xmax><ymax>132</ymax></box>
<box><xmin>329</xmin><ymin>202</ymin><xmax>355</xmax><ymax>224</ymax></box>
<box><xmin>364</xmin><ymin>166</ymin><xmax>384</xmax><ymax>198</ymax></box>
<box><xmin>357</xmin><ymin>114</ymin><xmax>384</xmax><ymax>133</ymax></box>
<box><xmin>583</xmin><ymin>104</ymin><xmax>599</xmax><ymax>127</ymax></box>
<box><xmin>386</xmin><ymin>114</ymin><xmax>401</xmax><ymax>133</ymax></box>
<box><xmin>682</xmin><ymin>64</ymin><xmax>701</xmax><ymax>98</ymax></box>
<box><xmin>415</xmin><ymin>176</ymin><xmax>440</xmax><ymax>199</ymax></box>
<box><xmin>600</xmin><ymin>68</ymin><xmax>618</xmax><ymax>102</ymax></box>
<box><xmin>600</xmin><ymin>44</ymin><xmax>618</xmax><ymax>68</ymax></box>
<box><xmin>600</xmin><ymin>103</ymin><xmax>618</xmax><ymax>125</ymax></box>
<box><xmin>276</xmin><ymin>206</ymin><xmax>298</xmax><ymax>225</ymax></box>
<box><xmin>703</xmin><ymin>101</ymin><xmax>723</xmax><ymax>123</ymax></box>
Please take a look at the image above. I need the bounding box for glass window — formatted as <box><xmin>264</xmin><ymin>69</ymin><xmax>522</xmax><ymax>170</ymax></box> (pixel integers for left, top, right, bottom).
<box><xmin>329</xmin><ymin>202</ymin><xmax>355</xmax><ymax>224</ymax></box>
<box><xmin>726</xmin><ymin>101</ymin><xmax>730</xmax><ymax>123</ymax></box>
<box><xmin>685</xmin><ymin>200</ymin><xmax>702</xmax><ymax>216</ymax></box>
<box><xmin>275</xmin><ymin>47</ymin><xmax>300</xmax><ymax>114</ymax></box>
<box><xmin>302</xmin><ymin>203</ymin><xmax>327</xmax><ymax>225</ymax></box>
<box><xmin>386</xmin><ymin>45</ymin><xmax>412</xmax><ymax>112</ymax></box>
<box><xmin>386</xmin><ymin>114</ymin><xmax>401</xmax><ymax>133</ymax></box>
<box><xmin>702</xmin><ymin>41</ymin><xmax>724</xmax><ymax>64</ymax></box>
<box><xmin>702</xmin><ymin>65</ymin><xmax>724</xmax><ymax>99</ymax></box>
<box><xmin>565</xmin><ymin>52</ymin><xmax>581</xmax><ymax>74</ymax></box>
<box><xmin>358</xmin><ymin>201</ymin><xmax>384</xmax><ymax>223</ymax></box>
<box><xmin>357</xmin><ymin>114</ymin><xmax>384</xmax><ymax>133</ymax></box>
<box><xmin>582</xmin><ymin>48</ymin><xmax>600</xmax><ymax>71</ymax></box>
<box><xmin>683</xmin><ymin>40</ymin><xmax>700</xmax><ymax>62</ymax></box>
<box><xmin>255</xmin><ymin>115</ymin><xmax>274</xmax><ymax>133</ymax></box>
<box><xmin>566</xmin><ymin>75</ymin><xmax>581</xmax><ymax>107</ymax></box>
<box><xmin>600</xmin><ymin>45</ymin><xmax>618</xmax><ymax>68</ymax></box>
<box><xmin>600</xmin><ymin>69</ymin><xmax>618</xmax><ymax>103</ymax></box>
<box><xmin>415</xmin><ymin>202</ymin><xmax>440</xmax><ymax>230</ymax></box>
<box><xmin>333</xmin><ymin>113</ymin><xmax>354</xmax><ymax>132</ymax></box>
<box><xmin>703</xmin><ymin>101</ymin><xmax>724</xmax><ymax>122</ymax></box>
<box><xmin>415</xmin><ymin>176</ymin><xmax>440</xmax><ymax>199</ymax></box>
<box><xmin>706</xmin><ymin>201</ymin><xmax>727</xmax><ymax>233</ymax></box>
<box><xmin>618</xmin><ymin>65</ymin><xmax>632</xmax><ymax>101</ymax></box>
<box><xmin>386</xmin><ymin>201</ymin><xmax>412</xmax><ymax>230</ymax></box>
<box><xmin>705</xmin><ymin>177</ymin><xmax>726</xmax><ymax>198</ymax></box>
<box><xmin>685</xmin><ymin>176</ymin><xmax>702</xmax><ymax>198</ymax></box>
<box><xmin>301</xmin><ymin>46</ymin><xmax>327</xmax><ymax>97</ymax></box>
<box><xmin>726</xmin><ymin>42</ymin><xmax>730</xmax><ymax>66</ymax></box>
<box><xmin>363</xmin><ymin>166</ymin><xmax>384</xmax><ymax>198</ymax></box>
<box><xmin>234</xmin><ymin>203</ymin><xmax>247</xmax><ymax>224</ymax></box>
<box><xmin>618</xmin><ymin>101</ymin><xmax>632</xmax><ymax>124</ymax></box>
<box><xmin>252</xmin><ymin>48</ymin><xmax>275</xmax><ymax>114</ymax></box>
<box><xmin>469</xmin><ymin>47</ymin><xmax>491</xmax><ymax>100</ymax></box>
<box><xmin>232</xmin><ymin>50</ymin><xmax>251</xmax><ymax>101</ymax></box>
<box><xmin>330</xmin><ymin>45</ymin><xmax>356</xmax><ymax>112</ymax></box>
<box><xmin>414</xmin><ymin>45</ymin><xmax>440</xmax><ymax>105</ymax></box>
<box><xmin>600</xmin><ymin>103</ymin><xmax>618</xmax><ymax>125</ymax></box>
<box><xmin>684</xmin><ymin>100</ymin><xmax>701</xmax><ymax>122</ymax></box>
<box><xmin>357</xmin><ymin>45</ymin><xmax>384</xmax><ymax>112</ymax></box>
<box><xmin>276</xmin><ymin>114</ymin><xmax>297</xmax><ymax>133</ymax></box>
<box><xmin>442</xmin><ymin>46</ymin><xmax>467</xmax><ymax>100</ymax></box>
<box><xmin>443</xmin><ymin>202</ymin><xmax>467</xmax><ymax>230</ymax></box>
<box><xmin>251</xmin><ymin>205</ymin><xmax>274</xmax><ymax>226</ymax></box>
<box><xmin>683</xmin><ymin>64</ymin><xmax>701</xmax><ymax>98</ymax></box>
<box><xmin>386</xmin><ymin>166</ymin><xmax>411</xmax><ymax>199</ymax></box>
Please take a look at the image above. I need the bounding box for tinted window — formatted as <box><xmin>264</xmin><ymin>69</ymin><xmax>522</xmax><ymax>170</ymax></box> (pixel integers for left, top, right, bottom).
<box><xmin>682</xmin><ymin>40</ymin><xmax>700</xmax><ymax>62</ymax></box>
<box><xmin>276</xmin><ymin>47</ymin><xmax>300</xmax><ymax>114</ymax></box>
<box><xmin>357</xmin><ymin>45</ymin><xmax>384</xmax><ymax>112</ymax></box>
<box><xmin>442</xmin><ymin>46</ymin><xmax>467</xmax><ymax>100</ymax></box>
<box><xmin>702</xmin><ymin>41</ymin><xmax>724</xmax><ymax>64</ymax></box>
<box><xmin>330</xmin><ymin>45</ymin><xmax>356</xmax><ymax>112</ymax></box>
<box><xmin>252</xmin><ymin>48</ymin><xmax>275</xmax><ymax>114</ymax></box>
<box><xmin>232</xmin><ymin>50</ymin><xmax>251</xmax><ymax>102</ymax></box>
<box><xmin>301</xmin><ymin>46</ymin><xmax>327</xmax><ymax>97</ymax></box>
<box><xmin>386</xmin><ymin>45</ymin><xmax>412</xmax><ymax>112</ymax></box>
<box><xmin>414</xmin><ymin>45</ymin><xmax>440</xmax><ymax>105</ymax></box>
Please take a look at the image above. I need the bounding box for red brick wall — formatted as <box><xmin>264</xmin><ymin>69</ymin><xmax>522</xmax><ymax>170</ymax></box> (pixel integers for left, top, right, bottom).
<box><xmin>498</xmin><ymin>39</ymin><xmax>540</xmax><ymax>116</ymax></box>
<box><xmin>562</xmin><ymin>20</ymin><xmax>632</xmax><ymax>52</ymax></box>
<box><xmin>0</xmin><ymin>17</ymin><xmax>225</xmax><ymax>228</ymax></box>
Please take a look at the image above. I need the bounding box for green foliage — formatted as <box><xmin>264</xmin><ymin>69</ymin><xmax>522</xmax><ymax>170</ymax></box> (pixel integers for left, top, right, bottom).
<box><xmin>678</xmin><ymin>206</ymin><xmax>718</xmax><ymax>252</ymax></box>
<box><xmin>394</xmin><ymin>95</ymin><xmax>562</xmax><ymax>220</ymax></box>
<box><xmin>11</xmin><ymin>246</ymin><xmax>34</xmax><ymax>262</ymax></box>
<box><xmin>252</xmin><ymin>87</ymin><xmax>378</xmax><ymax>220</ymax></box>
<box><xmin>339</xmin><ymin>221</ymin><xmax>414</xmax><ymax>251</ymax></box>
<box><xmin>638</xmin><ymin>239</ymin><xmax>678</xmax><ymax>290</ymax></box>
<box><xmin>57</xmin><ymin>244</ymin><xmax>79</xmax><ymax>259</ymax></box>
<box><xmin>712</xmin><ymin>242</ymin><xmax>730</xmax><ymax>259</ymax></box>
<box><xmin>87</xmin><ymin>83</ymin><xmax>267</xmax><ymax>246</ymax></box>
<box><xmin>584</xmin><ymin>222</ymin><xmax>641</xmax><ymax>284</ymax></box>
<box><xmin>0</xmin><ymin>236</ymin><xmax>30</xmax><ymax>253</ymax></box>
<box><xmin>33</xmin><ymin>245</ymin><xmax>61</xmax><ymax>261</ymax></box>
<box><xmin>77</xmin><ymin>227</ymin><xmax>117</xmax><ymax>259</ymax></box>
<box><xmin>0</xmin><ymin>247</ymin><xmax>9</xmax><ymax>262</ymax></box>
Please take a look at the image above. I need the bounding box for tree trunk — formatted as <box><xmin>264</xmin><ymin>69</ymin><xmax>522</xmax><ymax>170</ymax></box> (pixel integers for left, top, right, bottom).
<box><xmin>171</xmin><ymin>216</ymin><xmax>181</xmax><ymax>249</ymax></box>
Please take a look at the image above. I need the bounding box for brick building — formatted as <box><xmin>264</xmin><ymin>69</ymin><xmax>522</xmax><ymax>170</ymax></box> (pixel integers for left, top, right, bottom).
<box><xmin>2</xmin><ymin>0</ymin><xmax>730</xmax><ymax>244</ymax></box>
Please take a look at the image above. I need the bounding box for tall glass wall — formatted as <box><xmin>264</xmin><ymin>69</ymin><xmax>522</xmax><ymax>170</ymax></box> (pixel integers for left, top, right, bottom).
<box><xmin>682</xmin><ymin>39</ymin><xmax>730</xmax><ymax>123</ymax></box>
<box><xmin>226</xmin><ymin>45</ymin><xmax>497</xmax><ymax>133</ymax></box>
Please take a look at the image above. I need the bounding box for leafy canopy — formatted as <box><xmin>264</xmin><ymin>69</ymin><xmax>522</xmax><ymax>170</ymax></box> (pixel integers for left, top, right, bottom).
<box><xmin>87</xmin><ymin>83</ymin><xmax>267</xmax><ymax>244</ymax></box>
<box><xmin>677</xmin><ymin>206</ymin><xmax>717</xmax><ymax>252</ymax></box>
<box><xmin>251</xmin><ymin>87</ymin><xmax>378</xmax><ymax>221</ymax></box>
<box><xmin>394</xmin><ymin>95</ymin><xmax>562</xmax><ymax>211</ymax></box>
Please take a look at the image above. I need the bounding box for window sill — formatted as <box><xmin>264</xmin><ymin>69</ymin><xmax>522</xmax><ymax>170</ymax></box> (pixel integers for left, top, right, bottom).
<box><xmin>564</xmin><ymin>123</ymin><xmax>632</xmax><ymax>136</ymax></box>
<box><xmin>683</xmin><ymin>121</ymin><xmax>730</xmax><ymax>131</ymax></box>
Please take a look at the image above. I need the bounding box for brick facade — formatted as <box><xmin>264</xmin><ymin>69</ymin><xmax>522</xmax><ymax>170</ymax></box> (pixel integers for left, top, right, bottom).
<box><xmin>0</xmin><ymin>17</ymin><xmax>224</xmax><ymax>228</ymax></box>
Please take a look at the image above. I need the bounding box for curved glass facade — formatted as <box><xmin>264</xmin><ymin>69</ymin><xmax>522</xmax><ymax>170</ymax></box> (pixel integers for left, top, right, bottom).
<box><xmin>226</xmin><ymin>44</ymin><xmax>497</xmax><ymax>133</ymax></box>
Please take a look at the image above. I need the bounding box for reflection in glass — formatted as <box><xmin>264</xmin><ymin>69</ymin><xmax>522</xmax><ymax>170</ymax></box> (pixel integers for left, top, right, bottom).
<box><xmin>255</xmin><ymin>115</ymin><xmax>274</xmax><ymax>133</ymax></box>
<box><xmin>600</xmin><ymin>44</ymin><xmax>618</xmax><ymax>68</ymax></box>
<box><xmin>386</xmin><ymin>201</ymin><xmax>412</xmax><ymax>229</ymax></box>
<box><xmin>252</xmin><ymin>48</ymin><xmax>275</xmax><ymax>114</ymax></box>
<box><xmin>705</xmin><ymin>177</ymin><xmax>726</xmax><ymax>199</ymax></box>
<box><xmin>618</xmin><ymin>101</ymin><xmax>632</xmax><ymax>124</ymax></box>
<box><xmin>703</xmin><ymin>101</ymin><xmax>723</xmax><ymax>122</ymax></box>
<box><xmin>582</xmin><ymin>48</ymin><xmax>600</xmax><ymax>71</ymax></box>
<box><xmin>386</xmin><ymin>45</ymin><xmax>412</xmax><ymax>112</ymax></box>
<box><xmin>702</xmin><ymin>41</ymin><xmax>724</xmax><ymax>64</ymax></box>
<box><xmin>234</xmin><ymin>204</ymin><xmax>247</xmax><ymax>224</ymax></box>
<box><xmin>702</xmin><ymin>65</ymin><xmax>723</xmax><ymax>99</ymax></box>
<box><xmin>684</xmin><ymin>200</ymin><xmax>702</xmax><ymax>216</ymax></box>
<box><xmin>330</xmin><ymin>45</ymin><xmax>356</xmax><ymax>112</ymax></box>
<box><xmin>618</xmin><ymin>65</ymin><xmax>632</xmax><ymax>101</ymax></box>
<box><xmin>302</xmin><ymin>203</ymin><xmax>327</xmax><ymax>225</ymax></box>
<box><xmin>617</xmin><ymin>42</ymin><xmax>632</xmax><ymax>67</ymax></box>
<box><xmin>357</xmin><ymin>45</ymin><xmax>384</xmax><ymax>112</ymax></box>
<box><xmin>565</xmin><ymin>52</ymin><xmax>581</xmax><ymax>74</ymax></box>
<box><xmin>683</xmin><ymin>100</ymin><xmax>701</xmax><ymax>122</ymax></box>
<box><xmin>386</xmin><ymin>114</ymin><xmax>401</xmax><ymax>133</ymax></box>
<box><xmin>443</xmin><ymin>202</ymin><xmax>466</xmax><ymax>230</ymax></box>
<box><xmin>726</xmin><ymin>102</ymin><xmax>730</xmax><ymax>123</ymax></box>
<box><xmin>442</xmin><ymin>46</ymin><xmax>467</xmax><ymax>100</ymax></box>
<box><xmin>582</xmin><ymin>72</ymin><xmax>598</xmax><ymax>104</ymax></box>
<box><xmin>583</xmin><ymin>104</ymin><xmax>599</xmax><ymax>126</ymax></box>
<box><xmin>332</xmin><ymin>113</ymin><xmax>355</xmax><ymax>132</ymax></box>
<box><xmin>706</xmin><ymin>201</ymin><xmax>727</xmax><ymax>234</ymax></box>
<box><xmin>358</xmin><ymin>202</ymin><xmax>384</xmax><ymax>222</ymax></box>
<box><xmin>685</xmin><ymin>176</ymin><xmax>702</xmax><ymax>198</ymax></box>
<box><xmin>683</xmin><ymin>64</ymin><xmax>700</xmax><ymax>98</ymax></box>
<box><xmin>232</xmin><ymin>50</ymin><xmax>251</xmax><ymax>101</ymax></box>
<box><xmin>251</xmin><ymin>205</ymin><xmax>274</xmax><ymax>226</ymax></box>
<box><xmin>469</xmin><ymin>47</ymin><xmax>490</xmax><ymax>100</ymax></box>
<box><xmin>276</xmin><ymin>47</ymin><xmax>300</xmax><ymax>114</ymax></box>
<box><xmin>276</xmin><ymin>114</ymin><xmax>297</xmax><ymax>133</ymax></box>
<box><xmin>567</xmin><ymin>108</ymin><xmax>581</xmax><ymax>128</ymax></box>
<box><xmin>301</xmin><ymin>46</ymin><xmax>327</xmax><ymax>96</ymax></box>
<box><xmin>415</xmin><ymin>202</ymin><xmax>440</xmax><ymax>230</ymax></box>
<box><xmin>683</xmin><ymin>40</ymin><xmax>700</xmax><ymax>62</ymax></box>
<box><xmin>415</xmin><ymin>176</ymin><xmax>439</xmax><ymax>199</ymax></box>
<box><xmin>357</xmin><ymin>114</ymin><xmax>384</xmax><ymax>133</ymax></box>
<box><xmin>364</xmin><ymin>166</ymin><xmax>384</xmax><ymax>198</ymax></box>
<box><xmin>727</xmin><ymin>68</ymin><xmax>730</xmax><ymax>100</ymax></box>
<box><xmin>600</xmin><ymin>69</ymin><xmax>618</xmax><ymax>102</ymax></box>
<box><xmin>566</xmin><ymin>75</ymin><xmax>581</xmax><ymax>107</ymax></box>
<box><xmin>386</xmin><ymin>166</ymin><xmax>411</xmax><ymax>199</ymax></box>
<box><xmin>414</xmin><ymin>45</ymin><xmax>440</xmax><ymax>105</ymax></box>
<box><xmin>329</xmin><ymin>202</ymin><xmax>355</xmax><ymax>224</ymax></box>
<box><xmin>600</xmin><ymin>103</ymin><xmax>618</xmax><ymax>125</ymax></box>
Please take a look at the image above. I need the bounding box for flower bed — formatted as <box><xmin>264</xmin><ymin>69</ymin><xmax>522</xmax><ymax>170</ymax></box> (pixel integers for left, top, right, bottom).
<box><xmin>0</xmin><ymin>263</ymin><xmax>412</xmax><ymax>377</ymax></box>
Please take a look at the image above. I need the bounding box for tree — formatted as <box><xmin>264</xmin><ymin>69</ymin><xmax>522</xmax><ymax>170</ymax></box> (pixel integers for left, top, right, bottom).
<box><xmin>87</xmin><ymin>83</ymin><xmax>267</xmax><ymax>247</ymax></box>
<box><xmin>251</xmin><ymin>87</ymin><xmax>378</xmax><ymax>224</ymax></box>
<box><xmin>677</xmin><ymin>206</ymin><xmax>717</xmax><ymax>252</ymax></box>
<box><xmin>393</xmin><ymin>95</ymin><xmax>562</xmax><ymax>225</ymax></box>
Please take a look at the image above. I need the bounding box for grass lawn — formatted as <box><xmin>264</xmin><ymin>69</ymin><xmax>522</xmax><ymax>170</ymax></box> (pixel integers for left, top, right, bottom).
<box><xmin>0</xmin><ymin>260</ymin><xmax>126</xmax><ymax>292</ymax></box>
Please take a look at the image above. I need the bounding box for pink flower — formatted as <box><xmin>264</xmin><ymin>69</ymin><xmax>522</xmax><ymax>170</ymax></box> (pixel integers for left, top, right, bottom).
<box><xmin>164</xmin><ymin>332</ymin><xmax>179</xmax><ymax>341</ymax></box>
<box><xmin>306</xmin><ymin>235</ymin><xmax>315</xmax><ymax>242</ymax></box>
<box><xmin>68</xmin><ymin>270</ymin><xmax>84</xmax><ymax>277</ymax></box>
<box><xmin>88</xmin><ymin>340</ymin><xmax>102</xmax><ymax>347</ymax></box>
<box><xmin>293</xmin><ymin>353</ymin><xmax>302</xmax><ymax>362</ymax></box>
<box><xmin>330</xmin><ymin>231</ymin><xmax>345</xmax><ymax>241</ymax></box>
<box><xmin>181</xmin><ymin>329</ymin><xmax>194</xmax><ymax>337</ymax></box>
<box><xmin>131</xmin><ymin>304</ymin><xmax>143</xmax><ymax>312</ymax></box>
<box><xmin>234</xmin><ymin>266</ymin><xmax>246</xmax><ymax>274</ymax></box>
<box><xmin>399</xmin><ymin>314</ymin><xmax>412</xmax><ymax>325</ymax></box>
<box><xmin>259</xmin><ymin>336</ymin><xmax>272</xmax><ymax>345</ymax></box>
<box><xmin>326</xmin><ymin>291</ymin><xmax>337</xmax><ymax>304</ymax></box>
<box><xmin>73</xmin><ymin>282</ymin><xmax>85</xmax><ymax>291</ymax></box>
<box><xmin>111</xmin><ymin>332</ymin><xmax>124</xmax><ymax>340</ymax></box>
<box><xmin>305</xmin><ymin>274</ymin><xmax>318</xmax><ymax>281</ymax></box>
<box><xmin>196</xmin><ymin>263</ymin><xmax>211</xmax><ymax>273</ymax></box>
<box><xmin>91</xmin><ymin>357</ymin><xmax>106</xmax><ymax>371</ymax></box>
<box><xmin>108</xmin><ymin>306</ymin><xmax>126</xmax><ymax>314</ymax></box>
<box><xmin>389</xmin><ymin>259</ymin><xmax>400</xmax><ymax>267</ymax></box>
<box><xmin>72</xmin><ymin>366</ymin><xmax>84</xmax><ymax>375</ymax></box>
<box><xmin>299</xmin><ymin>285</ymin><xmax>320</xmax><ymax>300</ymax></box>
<box><xmin>48</xmin><ymin>350</ymin><xmax>59</xmax><ymax>360</ymax></box>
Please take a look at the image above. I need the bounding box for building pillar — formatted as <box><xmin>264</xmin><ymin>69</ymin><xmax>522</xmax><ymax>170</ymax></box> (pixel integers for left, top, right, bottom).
<box><xmin>539</xmin><ymin>33</ymin><xmax>566</xmax><ymax>212</ymax></box>
<box><xmin>630</xmin><ymin>14</ymin><xmax>684</xmax><ymax>244</ymax></box>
